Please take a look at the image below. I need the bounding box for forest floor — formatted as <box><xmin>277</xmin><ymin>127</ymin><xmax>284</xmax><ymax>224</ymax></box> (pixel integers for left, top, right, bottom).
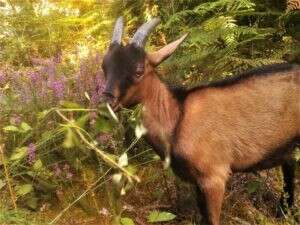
<box><xmin>0</xmin><ymin>163</ymin><xmax>299</xmax><ymax>225</ymax></box>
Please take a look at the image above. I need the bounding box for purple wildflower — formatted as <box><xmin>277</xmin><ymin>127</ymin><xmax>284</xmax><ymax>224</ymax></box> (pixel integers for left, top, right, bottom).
<box><xmin>53</xmin><ymin>163</ymin><xmax>62</xmax><ymax>176</ymax></box>
<box><xmin>66</xmin><ymin>172</ymin><xmax>73</xmax><ymax>180</ymax></box>
<box><xmin>27</xmin><ymin>143</ymin><xmax>36</xmax><ymax>165</ymax></box>
<box><xmin>90</xmin><ymin>111</ymin><xmax>97</xmax><ymax>120</ymax></box>
<box><xmin>79</xmin><ymin>59</ymin><xmax>87</xmax><ymax>76</ymax></box>
<box><xmin>53</xmin><ymin>53</ymin><xmax>62</xmax><ymax>64</ymax></box>
<box><xmin>20</xmin><ymin>86</ymin><xmax>33</xmax><ymax>104</ymax></box>
<box><xmin>90</xmin><ymin>93</ymin><xmax>99</xmax><ymax>106</ymax></box>
<box><xmin>45</xmin><ymin>61</ymin><xmax>56</xmax><ymax>82</ymax></box>
<box><xmin>39</xmin><ymin>81</ymin><xmax>48</xmax><ymax>101</ymax></box>
<box><xmin>90</xmin><ymin>73</ymin><xmax>105</xmax><ymax>105</ymax></box>
<box><xmin>63</xmin><ymin>164</ymin><xmax>70</xmax><ymax>171</ymax></box>
<box><xmin>95</xmin><ymin>52</ymin><xmax>101</xmax><ymax>65</ymax></box>
<box><xmin>50</xmin><ymin>80</ymin><xmax>64</xmax><ymax>99</ymax></box>
<box><xmin>11</xmin><ymin>114</ymin><xmax>22</xmax><ymax>126</ymax></box>
<box><xmin>89</xmin><ymin>112</ymin><xmax>97</xmax><ymax>126</ymax></box>
<box><xmin>99</xmin><ymin>207</ymin><xmax>110</xmax><ymax>216</ymax></box>
<box><xmin>27</xmin><ymin>71</ymin><xmax>39</xmax><ymax>84</ymax></box>
<box><xmin>97</xmin><ymin>133</ymin><xmax>112</xmax><ymax>144</ymax></box>
<box><xmin>0</xmin><ymin>71</ymin><xmax>5</xmax><ymax>85</ymax></box>
<box><xmin>62</xmin><ymin>164</ymin><xmax>73</xmax><ymax>180</ymax></box>
<box><xmin>95</xmin><ymin>73</ymin><xmax>105</xmax><ymax>94</ymax></box>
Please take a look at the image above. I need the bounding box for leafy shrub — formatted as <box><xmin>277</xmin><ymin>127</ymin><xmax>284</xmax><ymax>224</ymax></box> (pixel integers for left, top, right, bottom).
<box><xmin>0</xmin><ymin>52</ymin><xmax>151</xmax><ymax>224</ymax></box>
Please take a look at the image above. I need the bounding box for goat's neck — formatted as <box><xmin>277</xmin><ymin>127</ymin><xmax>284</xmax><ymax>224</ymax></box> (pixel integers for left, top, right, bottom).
<box><xmin>141</xmin><ymin>75</ymin><xmax>181</xmax><ymax>142</ymax></box>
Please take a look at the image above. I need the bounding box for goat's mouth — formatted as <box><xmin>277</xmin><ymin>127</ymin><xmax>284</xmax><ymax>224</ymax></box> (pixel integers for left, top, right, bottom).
<box><xmin>111</xmin><ymin>102</ymin><xmax>121</xmax><ymax>111</ymax></box>
<box><xmin>102</xmin><ymin>95</ymin><xmax>122</xmax><ymax>112</ymax></box>
<box><xmin>107</xmin><ymin>100</ymin><xmax>122</xmax><ymax>112</ymax></box>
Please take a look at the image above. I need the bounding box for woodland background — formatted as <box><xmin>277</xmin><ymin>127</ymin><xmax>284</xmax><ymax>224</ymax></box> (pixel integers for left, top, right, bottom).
<box><xmin>0</xmin><ymin>0</ymin><xmax>299</xmax><ymax>225</ymax></box>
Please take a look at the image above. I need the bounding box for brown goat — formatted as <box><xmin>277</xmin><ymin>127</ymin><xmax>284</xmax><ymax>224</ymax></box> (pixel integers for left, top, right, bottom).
<box><xmin>102</xmin><ymin>17</ymin><xmax>300</xmax><ymax>225</ymax></box>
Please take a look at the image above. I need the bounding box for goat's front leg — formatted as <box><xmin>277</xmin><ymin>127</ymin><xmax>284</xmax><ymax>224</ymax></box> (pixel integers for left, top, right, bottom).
<box><xmin>195</xmin><ymin>169</ymin><xmax>229</xmax><ymax>225</ymax></box>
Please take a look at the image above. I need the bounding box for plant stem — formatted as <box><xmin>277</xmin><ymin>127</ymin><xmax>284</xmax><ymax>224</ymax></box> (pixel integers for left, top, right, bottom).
<box><xmin>0</xmin><ymin>144</ymin><xmax>17</xmax><ymax>209</ymax></box>
<box><xmin>55</xmin><ymin>109</ymin><xmax>140</xmax><ymax>183</ymax></box>
<box><xmin>50</xmin><ymin>169</ymin><xmax>112</xmax><ymax>224</ymax></box>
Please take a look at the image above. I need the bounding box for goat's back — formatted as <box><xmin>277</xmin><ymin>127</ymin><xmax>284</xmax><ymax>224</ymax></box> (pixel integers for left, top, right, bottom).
<box><xmin>175</xmin><ymin>65</ymin><xmax>300</xmax><ymax>173</ymax></box>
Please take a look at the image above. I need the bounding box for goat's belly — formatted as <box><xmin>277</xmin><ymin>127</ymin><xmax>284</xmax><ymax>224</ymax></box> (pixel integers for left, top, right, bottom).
<box><xmin>233</xmin><ymin>153</ymin><xmax>292</xmax><ymax>172</ymax></box>
<box><xmin>231</xmin><ymin>138</ymin><xmax>298</xmax><ymax>172</ymax></box>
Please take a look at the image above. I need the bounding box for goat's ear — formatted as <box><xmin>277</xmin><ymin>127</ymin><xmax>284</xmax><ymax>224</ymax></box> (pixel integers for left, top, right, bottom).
<box><xmin>148</xmin><ymin>34</ymin><xmax>188</xmax><ymax>66</ymax></box>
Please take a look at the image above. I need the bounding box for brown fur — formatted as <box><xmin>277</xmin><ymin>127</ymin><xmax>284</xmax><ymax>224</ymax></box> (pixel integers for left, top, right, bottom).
<box><xmin>176</xmin><ymin>71</ymin><xmax>299</xmax><ymax>172</ymax></box>
<box><xmin>122</xmin><ymin>63</ymin><xmax>300</xmax><ymax>225</ymax></box>
<box><xmin>103</xmin><ymin>32</ymin><xmax>300</xmax><ymax>225</ymax></box>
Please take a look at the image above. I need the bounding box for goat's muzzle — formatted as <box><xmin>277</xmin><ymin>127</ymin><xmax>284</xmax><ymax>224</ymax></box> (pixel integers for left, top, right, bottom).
<box><xmin>102</xmin><ymin>91</ymin><xmax>121</xmax><ymax>111</ymax></box>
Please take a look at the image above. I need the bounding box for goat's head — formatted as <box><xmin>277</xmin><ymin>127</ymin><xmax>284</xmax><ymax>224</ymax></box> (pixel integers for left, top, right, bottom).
<box><xmin>102</xmin><ymin>17</ymin><xmax>187</xmax><ymax>110</ymax></box>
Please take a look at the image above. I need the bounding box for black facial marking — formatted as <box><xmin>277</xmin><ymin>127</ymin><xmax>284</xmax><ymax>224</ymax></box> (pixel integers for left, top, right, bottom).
<box><xmin>102</xmin><ymin>43</ymin><xmax>146</xmax><ymax>98</ymax></box>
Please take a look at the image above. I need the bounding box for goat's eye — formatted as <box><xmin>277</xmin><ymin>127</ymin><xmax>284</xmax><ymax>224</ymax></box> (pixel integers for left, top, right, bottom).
<box><xmin>135</xmin><ymin>64</ymin><xmax>144</xmax><ymax>78</ymax></box>
<box><xmin>135</xmin><ymin>71</ymin><xmax>143</xmax><ymax>78</ymax></box>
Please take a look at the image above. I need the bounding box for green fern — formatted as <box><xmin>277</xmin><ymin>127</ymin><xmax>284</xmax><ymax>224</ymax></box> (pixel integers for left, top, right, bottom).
<box><xmin>155</xmin><ymin>0</ymin><xmax>300</xmax><ymax>88</ymax></box>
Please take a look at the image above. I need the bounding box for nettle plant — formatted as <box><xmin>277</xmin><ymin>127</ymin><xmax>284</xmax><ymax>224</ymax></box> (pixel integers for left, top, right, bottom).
<box><xmin>0</xmin><ymin>53</ymin><xmax>147</xmax><ymax>222</ymax></box>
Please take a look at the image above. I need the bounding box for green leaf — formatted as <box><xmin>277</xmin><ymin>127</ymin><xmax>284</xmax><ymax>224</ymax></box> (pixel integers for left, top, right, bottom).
<box><xmin>0</xmin><ymin>179</ymin><xmax>6</xmax><ymax>190</ymax></box>
<box><xmin>135</xmin><ymin>124</ymin><xmax>147</xmax><ymax>139</ymax></box>
<box><xmin>147</xmin><ymin>211</ymin><xmax>176</xmax><ymax>223</ymax></box>
<box><xmin>63</xmin><ymin>127</ymin><xmax>75</xmax><ymax>148</ymax></box>
<box><xmin>26</xmin><ymin>197</ymin><xmax>38</xmax><ymax>210</ymax></box>
<box><xmin>20</xmin><ymin>122</ymin><xmax>32</xmax><ymax>133</ymax></box>
<box><xmin>41</xmin><ymin>130</ymin><xmax>54</xmax><ymax>139</ymax></box>
<box><xmin>17</xmin><ymin>184</ymin><xmax>33</xmax><ymax>196</ymax></box>
<box><xmin>33</xmin><ymin>159</ymin><xmax>43</xmax><ymax>171</ymax></box>
<box><xmin>120</xmin><ymin>217</ymin><xmax>135</xmax><ymax>225</ymax></box>
<box><xmin>37</xmin><ymin>110</ymin><xmax>51</xmax><ymax>120</ymax></box>
<box><xmin>112</xmin><ymin>173</ymin><xmax>122</xmax><ymax>184</ymax></box>
<box><xmin>60</xmin><ymin>101</ymin><xmax>82</xmax><ymax>109</ymax></box>
<box><xmin>3</xmin><ymin>125</ymin><xmax>19</xmax><ymax>132</ymax></box>
<box><xmin>118</xmin><ymin>153</ymin><xmax>128</xmax><ymax>167</ymax></box>
<box><xmin>95</xmin><ymin>117</ymin><xmax>113</xmax><ymax>133</ymax></box>
<box><xmin>10</xmin><ymin>147</ymin><xmax>28</xmax><ymax>161</ymax></box>
<box><xmin>126</xmin><ymin>165</ymin><xmax>137</xmax><ymax>175</ymax></box>
<box><xmin>75</xmin><ymin>114</ymin><xmax>89</xmax><ymax>128</ymax></box>
<box><xmin>246</xmin><ymin>181</ymin><xmax>261</xmax><ymax>194</ymax></box>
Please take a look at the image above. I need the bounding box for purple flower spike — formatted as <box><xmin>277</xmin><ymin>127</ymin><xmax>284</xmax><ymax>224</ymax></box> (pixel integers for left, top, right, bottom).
<box><xmin>50</xmin><ymin>80</ymin><xmax>64</xmax><ymax>99</ymax></box>
<box><xmin>0</xmin><ymin>71</ymin><xmax>5</xmax><ymax>85</ymax></box>
<box><xmin>63</xmin><ymin>164</ymin><xmax>70</xmax><ymax>171</ymax></box>
<box><xmin>66</xmin><ymin>172</ymin><xmax>73</xmax><ymax>180</ymax></box>
<box><xmin>11</xmin><ymin>114</ymin><xmax>22</xmax><ymax>126</ymax></box>
<box><xmin>53</xmin><ymin>163</ymin><xmax>61</xmax><ymax>176</ymax></box>
<box><xmin>90</xmin><ymin>73</ymin><xmax>105</xmax><ymax>106</ymax></box>
<box><xmin>45</xmin><ymin>61</ymin><xmax>56</xmax><ymax>82</ymax></box>
<box><xmin>28</xmin><ymin>143</ymin><xmax>36</xmax><ymax>165</ymax></box>
<box><xmin>28</xmin><ymin>71</ymin><xmax>39</xmax><ymax>84</ymax></box>
<box><xmin>97</xmin><ymin>133</ymin><xmax>112</xmax><ymax>144</ymax></box>
<box><xmin>95</xmin><ymin>74</ymin><xmax>105</xmax><ymax>94</ymax></box>
<box><xmin>53</xmin><ymin>53</ymin><xmax>62</xmax><ymax>64</ymax></box>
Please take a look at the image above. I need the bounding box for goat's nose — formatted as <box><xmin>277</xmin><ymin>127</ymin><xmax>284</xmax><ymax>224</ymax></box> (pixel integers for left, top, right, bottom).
<box><xmin>102</xmin><ymin>91</ymin><xmax>116</xmax><ymax>104</ymax></box>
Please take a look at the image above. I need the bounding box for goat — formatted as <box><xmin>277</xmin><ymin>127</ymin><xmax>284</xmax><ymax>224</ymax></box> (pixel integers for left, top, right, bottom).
<box><xmin>102</xmin><ymin>17</ymin><xmax>300</xmax><ymax>225</ymax></box>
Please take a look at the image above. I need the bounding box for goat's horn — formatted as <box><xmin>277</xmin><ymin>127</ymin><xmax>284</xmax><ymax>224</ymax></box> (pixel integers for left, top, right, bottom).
<box><xmin>111</xmin><ymin>16</ymin><xmax>124</xmax><ymax>45</ymax></box>
<box><xmin>130</xmin><ymin>18</ymin><xmax>161</xmax><ymax>48</ymax></box>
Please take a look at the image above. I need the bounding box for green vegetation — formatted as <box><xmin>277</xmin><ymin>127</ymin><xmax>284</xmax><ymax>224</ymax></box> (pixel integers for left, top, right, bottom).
<box><xmin>0</xmin><ymin>0</ymin><xmax>299</xmax><ymax>225</ymax></box>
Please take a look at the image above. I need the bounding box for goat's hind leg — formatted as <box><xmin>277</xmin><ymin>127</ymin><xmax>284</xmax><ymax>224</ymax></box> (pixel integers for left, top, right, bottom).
<box><xmin>195</xmin><ymin>171</ymin><xmax>228</xmax><ymax>225</ymax></box>
<box><xmin>278</xmin><ymin>160</ymin><xmax>296</xmax><ymax>217</ymax></box>
<box><xmin>195</xmin><ymin>185</ymin><xmax>209</xmax><ymax>225</ymax></box>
